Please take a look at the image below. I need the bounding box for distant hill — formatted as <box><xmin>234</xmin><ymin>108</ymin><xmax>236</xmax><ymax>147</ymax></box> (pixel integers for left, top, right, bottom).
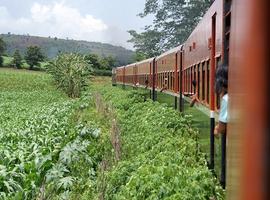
<box><xmin>1</xmin><ymin>34</ymin><xmax>134</xmax><ymax>66</ymax></box>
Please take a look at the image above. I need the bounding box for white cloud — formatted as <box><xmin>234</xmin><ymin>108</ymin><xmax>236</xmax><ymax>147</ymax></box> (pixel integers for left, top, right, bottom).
<box><xmin>0</xmin><ymin>2</ymin><xmax>111</xmax><ymax>44</ymax></box>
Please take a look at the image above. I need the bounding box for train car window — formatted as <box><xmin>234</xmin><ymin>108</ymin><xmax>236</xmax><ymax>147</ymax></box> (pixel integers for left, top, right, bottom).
<box><xmin>184</xmin><ymin>70</ymin><xmax>187</xmax><ymax>92</ymax></box>
<box><xmin>190</xmin><ymin>67</ymin><xmax>193</xmax><ymax>94</ymax></box>
<box><xmin>202</xmin><ymin>62</ymin><xmax>205</xmax><ymax>101</ymax></box>
<box><xmin>207</xmin><ymin>60</ymin><xmax>210</xmax><ymax>104</ymax></box>
<box><xmin>158</xmin><ymin>73</ymin><xmax>160</xmax><ymax>88</ymax></box>
<box><xmin>171</xmin><ymin>72</ymin><xmax>174</xmax><ymax>91</ymax></box>
<box><xmin>170</xmin><ymin>72</ymin><xmax>172</xmax><ymax>91</ymax></box>
<box><xmin>194</xmin><ymin>65</ymin><xmax>197</xmax><ymax>94</ymax></box>
<box><xmin>216</xmin><ymin>56</ymin><xmax>222</xmax><ymax>109</ymax></box>
<box><xmin>193</xmin><ymin>42</ymin><xmax>196</xmax><ymax>49</ymax></box>
<box><xmin>177</xmin><ymin>71</ymin><xmax>180</xmax><ymax>93</ymax></box>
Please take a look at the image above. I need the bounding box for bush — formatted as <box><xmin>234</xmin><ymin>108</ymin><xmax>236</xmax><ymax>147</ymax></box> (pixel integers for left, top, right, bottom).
<box><xmin>47</xmin><ymin>53</ymin><xmax>92</xmax><ymax>98</ymax></box>
<box><xmin>0</xmin><ymin>56</ymin><xmax>3</xmax><ymax>67</ymax></box>
<box><xmin>93</xmin><ymin>69</ymin><xmax>112</xmax><ymax>76</ymax></box>
<box><xmin>93</xmin><ymin>87</ymin><xmax>225</xmax><ymax>200</ymax></box>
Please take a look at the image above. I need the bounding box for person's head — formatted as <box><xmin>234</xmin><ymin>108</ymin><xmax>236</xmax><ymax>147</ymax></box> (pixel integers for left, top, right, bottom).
<box><xmin>192</xmin><ymin>80</ymin><xmax>197</xmax><ymax>88</ymax></box>
<box><xmin>215</xmin><ymin>64</ymin><xmax>228</xmax><ymax>96</ymax></box>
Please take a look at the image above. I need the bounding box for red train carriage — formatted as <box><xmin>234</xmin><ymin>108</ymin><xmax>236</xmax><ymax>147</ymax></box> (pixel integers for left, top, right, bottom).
<box><xmin>136</xmin><ymin>58</ymin><xmax>154</xmax><ymax>87</ymax></box>
<box><xmin>124</xmin><ymin>63</ymin><xmax>136</xmax><ymax>86</ymax></box>
<box><xmin>116</xmin><ymin>66</ymin><xmax>125</xmax><ymax>84</ymax></box>
<box><xmin>183</xmin><ymin>0</ymin><xmax>223</xmax><ymax>111</ymax></box>
<box><xmin>155</xmin><ymin>46</ymin><xmax>182</xmax><ymax>94</ymax></box>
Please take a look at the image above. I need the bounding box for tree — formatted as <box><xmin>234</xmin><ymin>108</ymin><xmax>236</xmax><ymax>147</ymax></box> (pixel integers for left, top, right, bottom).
<box><xmin>84</xmin><ymin>54</ymin><xmax>101</xmax><ymax>69</ymax></box>
<box><xmin>128</xmin><ymin>0</ymin><xmax>211</xmax><ymax>56</ymax></box>
<box><xmin>100</xmin><ymin>56</ymin><xmax>116</xmax><ymax>70</ymax></box>
<box><xmin>25</xmin><ymin>46</ymin><xmax>44</xmax><ymax>70</ymax></box>
<box><xmin>12</xmin><ymin>49</ymin><xmax>22</xmax><ymax>69</ymax></box>
<box><xmin>0</xmin><ymin>38</ymin><xmax>6</xmax><ymax>67</ymax></box>
<box><xmin>132</xmin><ymin>51</ymin><xmax>147</xmax><ymax>62</ymax></box>
<box><xmin>128</xmin><ymin>29</ymin><xmax>162</xmax><ymax>57</ymax></box>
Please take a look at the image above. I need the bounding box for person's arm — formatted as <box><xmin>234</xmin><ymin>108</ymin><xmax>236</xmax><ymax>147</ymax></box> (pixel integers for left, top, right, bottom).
<box><xmin>214</xmin><ymin>122</ymin><xmax>226</xmax><ymax>135</ymax></box>
<box><xmin>190</xmin><ymin>94</ymin><xmax>200</xmax><ymax>107</ymax></box>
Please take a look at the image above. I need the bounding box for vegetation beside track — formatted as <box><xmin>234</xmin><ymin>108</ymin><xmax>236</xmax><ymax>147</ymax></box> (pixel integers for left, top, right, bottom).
<box><xmin>90</xmin><ymin>84</ymin><xmax>225</xmax><ymax>199</ymax></box>
<box><xmin>0</xmin><ymin>69</ymin><xmax>224</xmax><ymax>199</ymax></box>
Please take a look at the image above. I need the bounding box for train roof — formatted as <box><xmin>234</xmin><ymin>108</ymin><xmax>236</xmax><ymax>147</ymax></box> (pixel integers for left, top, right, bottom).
<box><xmin>156</xmin><ymin>45</ymin><xmax>183</xmax><ymax>60</ymax></box>
<box><xmin>135</xmin><ymin>57</ymin><xmax>154</xmax><ymax>65</ymax></box>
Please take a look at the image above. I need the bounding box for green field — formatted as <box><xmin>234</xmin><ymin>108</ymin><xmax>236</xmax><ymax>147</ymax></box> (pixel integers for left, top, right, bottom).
<box><xmin>0</xmin><ymin>69</ymin><xmax>224</xmax><ymax>199</ymax></box>
<box><xmin>0</xmin><ymin>69</ymin><xmax>110</xmax><ymax>199</ymax></box>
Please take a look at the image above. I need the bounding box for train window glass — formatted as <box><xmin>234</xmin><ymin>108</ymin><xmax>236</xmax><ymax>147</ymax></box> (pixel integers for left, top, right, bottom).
<box><xmin>207</xmin><ymin>61</ymin><xmax>210</xmax><ymax>103</ymax></box>
<box><xmin>202</xmin><ymin>62</ymin><xmax>205</xmax><ymax>101</ymax></box>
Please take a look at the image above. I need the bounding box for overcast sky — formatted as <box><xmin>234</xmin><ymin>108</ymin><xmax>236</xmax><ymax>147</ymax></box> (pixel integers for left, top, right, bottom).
<box><xmin>0</xmin><ymin>0</ymin><xmax>153</xmax><ymax>49</ymax></box>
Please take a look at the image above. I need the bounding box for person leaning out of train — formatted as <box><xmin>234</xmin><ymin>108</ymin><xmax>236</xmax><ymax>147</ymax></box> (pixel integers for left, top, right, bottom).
<box><xmin>160</xmin><ymin>78</ymin><xmax>168</xmax><ymax>92</ymax></box>
<box><xmin>145</xmin><ymin>79</ymin><xmax>149</xmax><ymax>89</ymax></box>
<box><xmin>214</xmin><ymin>64</ymin><xmax>228</xmax><ymax>135</ymax></box>
<box><xmin>190</xmin><ymin>80</ymin><xmax>200</xmax><ymax>107</ymax></box>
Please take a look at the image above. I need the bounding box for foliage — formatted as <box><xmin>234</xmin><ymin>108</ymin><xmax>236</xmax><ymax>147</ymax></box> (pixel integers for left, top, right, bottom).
<box><xmin>0</xmin><ymin>38</ymin><xmax>6</xmax><ymax>67</ymax></box>
<box><xmin>1</xmin><ymin>34</ymin><xmax>134</xmax><ymax>66</ymax></box>
<box><xmin>92</xmin><ymin>86</ymin><xmax>225</xmax><ymax>199</ymax></box>
<box><xmin>0</xmin><ymin>69</ymin><xmax>110</xmax><ymax>199</ymax></box>
<box><xmin>85</xmin><ymin>53</ymin><xmax>117</xmax><ymax>70</ymax></box>
<box><xmin>128</xmin><ymin>0</ymin><xmax>211</xmax><ymax>56</ymax></box>
<box><xmin>128</xmin><ymin>29</ymin><xmax>163</xmax><ymax>57</ymax></box>
<box><xmin>0</xmin><ymin>68</ymin><xmax>224</xmax><ymax>199</ymax></box>
<box><xmin>47</xmin><ymin>53</ymin><xmax>91</xmax><ymax>98</ymax></box>
<box><xmin>132</xmin><ymin>51</ymin><xmax>148</xmax><ymax>62</ymax></box>
<box><xmin>85</xmin><ymin>54</ymin><xmax>101</xmax><ymax>69</ymax></box>
<box><xmin>93</xmin><ymin>69</ymin><xmax>112</xmax><ymax>77</ymax></box>
<box><xmin>25</xmin><ymin>46</ymin><xmax>45</xmax><ymax>70</ymax></box>
<box><xmin>0</xmin><ymin>38</ymin><xmax>6</xmax><ymax>55</ymax></box>
<box><xmin>12</xmin><ymin>50</ymin><xmax>22</xmax><ymax>69</ymax></box>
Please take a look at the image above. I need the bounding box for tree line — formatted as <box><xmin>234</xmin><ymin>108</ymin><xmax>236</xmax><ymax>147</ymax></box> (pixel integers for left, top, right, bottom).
<box><xmin>0</xmin><ymin>37</ymin><xmax>116</xmax><ymax>74</ymax></box>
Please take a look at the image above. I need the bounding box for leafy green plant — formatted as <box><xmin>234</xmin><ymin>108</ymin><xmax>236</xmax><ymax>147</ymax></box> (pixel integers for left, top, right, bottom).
<box><xmin>47</xmin><ymin>53</ymin><xmax>92</xmax><ymax>98</ymax></box>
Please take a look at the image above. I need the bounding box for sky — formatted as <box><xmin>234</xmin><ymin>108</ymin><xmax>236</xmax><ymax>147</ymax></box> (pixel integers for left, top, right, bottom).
<box><xmin>0</xmin><ymin>0</ymin><xmax>154</xmax><ymax>49</ymax></box>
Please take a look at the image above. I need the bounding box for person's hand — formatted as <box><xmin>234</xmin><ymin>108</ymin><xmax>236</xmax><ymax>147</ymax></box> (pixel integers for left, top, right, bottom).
<box><xmin>214</xmin><ymin>125</ymin><xmax>219</xmax><ymax>137</ymax></box>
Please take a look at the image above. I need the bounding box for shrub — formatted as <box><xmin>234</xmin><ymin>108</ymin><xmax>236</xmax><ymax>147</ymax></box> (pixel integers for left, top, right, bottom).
<box><xmin>47</xmin><ymin>53</ymin><xmax>92</xmax><ymax>98</ymax></box>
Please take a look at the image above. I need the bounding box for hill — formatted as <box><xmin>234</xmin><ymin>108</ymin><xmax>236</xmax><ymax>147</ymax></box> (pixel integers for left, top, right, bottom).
<box><xmin>1</xmin><ymin>34</ymin><xmax>134</xmax><ymax>66</ymax></box>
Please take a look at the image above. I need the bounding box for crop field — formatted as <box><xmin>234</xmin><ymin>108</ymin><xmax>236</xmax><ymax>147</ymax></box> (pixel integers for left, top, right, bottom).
<box><xmin>0</xmin><ymin>68</ymin><xmax>224</xmax><ymax>199</ymax></box>
<box><xmin>0</xmin><ymin>69</ymin><xmax>107</xmax><ymax>199</ymax></box>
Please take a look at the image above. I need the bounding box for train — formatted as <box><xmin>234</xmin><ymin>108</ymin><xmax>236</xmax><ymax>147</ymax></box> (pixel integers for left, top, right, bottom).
<box><xmin>112</xmin><ymin>0</ymin><xmax>270</xmax><ymax>199</ymax></box>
